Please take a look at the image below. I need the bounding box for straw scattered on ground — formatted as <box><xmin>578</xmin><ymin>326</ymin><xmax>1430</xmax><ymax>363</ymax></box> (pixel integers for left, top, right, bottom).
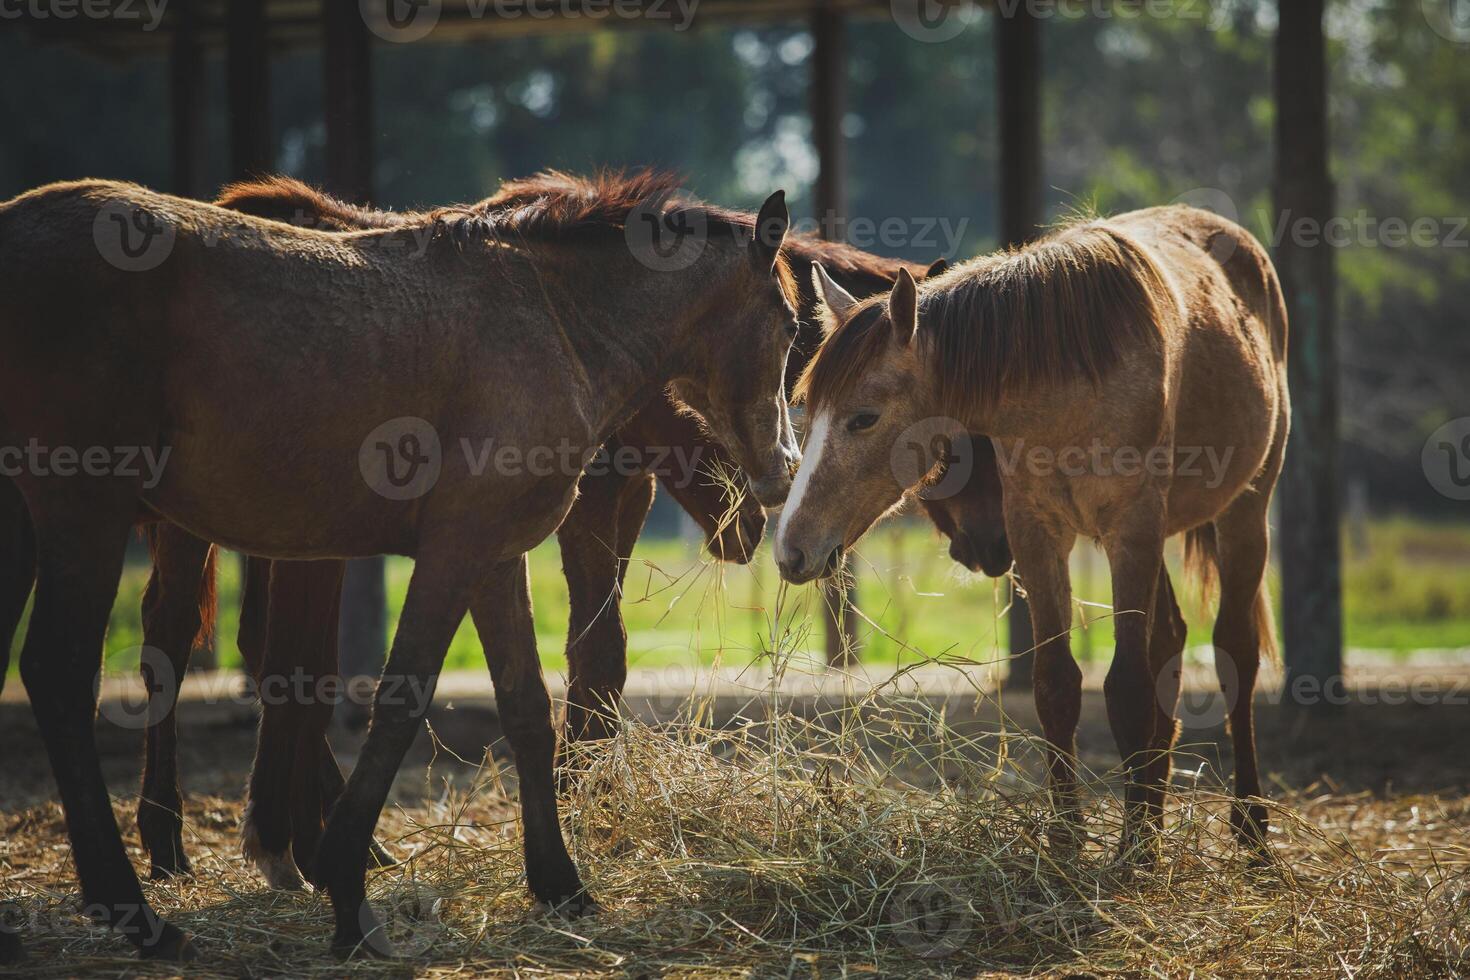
<box><xmin>3</xmin><ymin>683</ymin><xmax>1468</xmax><ymax>978</ymax></box>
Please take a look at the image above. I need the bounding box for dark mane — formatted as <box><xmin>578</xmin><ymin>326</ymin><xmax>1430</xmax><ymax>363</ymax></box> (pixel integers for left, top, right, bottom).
<box><xmin>215</xmin><ymin>176</ymin><xmax>407</xmax><ymax>230</ymax></box>
<box><xmin>220</xmin><ymin>170</ymin><xmax>802</xmax><ymax>308</ymax></box>
<box><xmin>425</xmin><ymin>169</ymin><xmax>759</xmax><ymax>249</ymax></box>
<box><xmin>797</xmin><ymin>218</ymin><xmax>1173</xmax><ymax>417</ymax></box>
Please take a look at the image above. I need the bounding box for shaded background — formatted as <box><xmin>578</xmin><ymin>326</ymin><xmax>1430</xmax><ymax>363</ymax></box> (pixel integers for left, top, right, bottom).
<box><xmin>2</xmin><ymin>1</ymin><xmax>1467</xmax><ymax>672</ymax></box>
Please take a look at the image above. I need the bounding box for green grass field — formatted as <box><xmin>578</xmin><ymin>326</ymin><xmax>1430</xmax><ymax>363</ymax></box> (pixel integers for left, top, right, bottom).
<box><xmin>8</xmin><ymin>514</ymin><xmax>1470</xmax><ymax>681</ymax></box>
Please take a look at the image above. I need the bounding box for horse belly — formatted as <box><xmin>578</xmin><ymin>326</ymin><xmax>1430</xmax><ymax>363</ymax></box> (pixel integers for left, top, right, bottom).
<box><xmin>142</xmin><ymin>426</ymin><xmax>416</xmax><ymax>559</ymax></box>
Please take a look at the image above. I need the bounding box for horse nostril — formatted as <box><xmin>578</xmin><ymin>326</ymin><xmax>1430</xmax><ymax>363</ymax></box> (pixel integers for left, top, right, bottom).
<box><xmin>780</xmin><ymin>548</ymin><xmax>805</xmax><ymax>576</ymax></box>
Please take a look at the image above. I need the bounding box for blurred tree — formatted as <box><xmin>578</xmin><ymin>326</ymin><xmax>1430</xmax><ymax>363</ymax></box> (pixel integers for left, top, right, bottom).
<box><xmin>1</xmin><ymin>1</ymin><xmax>1464</xmax><ymax>518</ymax></box>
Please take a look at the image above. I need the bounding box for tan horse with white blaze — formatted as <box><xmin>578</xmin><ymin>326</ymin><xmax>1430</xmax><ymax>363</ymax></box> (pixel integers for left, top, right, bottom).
<box><xmin>775</xmin><ymin>205</ymin><xmax>1289</xmax><ymax>858</ymax></box>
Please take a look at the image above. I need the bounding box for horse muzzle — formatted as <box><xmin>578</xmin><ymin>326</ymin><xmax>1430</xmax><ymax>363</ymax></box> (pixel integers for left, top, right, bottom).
<box><xmin>948</xmin><ymin>531</ymin><xmax>1013</xmax><ymax>578</ymax></box>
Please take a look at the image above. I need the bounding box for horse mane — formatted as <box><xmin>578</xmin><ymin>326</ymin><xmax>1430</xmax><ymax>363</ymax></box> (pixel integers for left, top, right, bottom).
<box><xmin>797</xmin><ymin>218</ymin><xmax>1172</xmax><ymax>418</ymax></box>
<box><xmin>427</xmin><ymin>169</ymin><xmax>752</xmax><ymax>249</ymax></box>
<box><xmin>217</xmin><ymin>170</ymin><xmax>801</xmax><ymax>306</ymax></box>
<box><xmin>214</xmin><ymin>176</ymin><xmax>407</xmax><ymax>230</ymax></box>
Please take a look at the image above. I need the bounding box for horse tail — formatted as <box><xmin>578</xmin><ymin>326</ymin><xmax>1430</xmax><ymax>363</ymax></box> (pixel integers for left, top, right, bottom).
<box><xmin>142</xmin><ymin>526</ymin><xmax>218</xmax><ymax>652</ymax></box>
<box><xmin>195</xmin><ymin>546</ymin><xmax>218</xmax><ymax>652</ymax></box>
<box><xmin>1183</xmin><ymin>522</ymin><xmax>1278</xmax><ymax>663</ymax></box>
<box><xmin>1182</xmin><ymin>523</ymin><xmax>1219</xmax><ymax>610</ymax></box>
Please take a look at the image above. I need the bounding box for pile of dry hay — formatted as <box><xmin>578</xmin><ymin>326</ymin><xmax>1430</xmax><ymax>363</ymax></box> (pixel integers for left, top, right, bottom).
<box><xmin>3</xmin><ymin>687</ymin><xmax>1467</xmax><ymax>978</ymax></box>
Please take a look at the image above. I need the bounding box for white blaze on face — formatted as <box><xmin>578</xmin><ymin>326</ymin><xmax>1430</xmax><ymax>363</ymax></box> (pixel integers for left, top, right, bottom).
<box><xmin>775</xmin><ymin>410</ymin><xmax>832</xmax><ymax>561</ymax></box>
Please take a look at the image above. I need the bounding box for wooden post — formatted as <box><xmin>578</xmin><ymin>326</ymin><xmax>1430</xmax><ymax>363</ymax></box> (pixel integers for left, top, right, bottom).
<box><xmin>323</xmin><ymin>1</ymin><xmax>387</xmax><ymax>707</ymax></box>
<box><xmin>171</xmin><ymin>3</ymin><xmax>212</xmax><ymax>668</ymax></box>
<box><xmin>811</xmin><ymin>1</ymin><xmax>846</xmax><ymax>241</ymax></box>
<box><xmin>324</xmin><ymin>0</ymin><xmax>375</xmax><ymax>206</ymax></box>
<box><xmin>227</xmin><ymin>0</ymin><xmax>272</xmax><ymax>179</ymax></box>
<box><xmin>1275</xmin><ymin>0</ymin><xmax>1343</xmax><ymax>705</ymax></box>
<box><xmin>995</xmin><ymin>3</ymin><xmax>1042</xmax><ymax>691</ymax></box>
<box><xmin>170</xmin><ymin>3</ymin><xmax>206</xmax><ymax>200</ymax></box>
<box><xmin>811</xmin><ymin>2</ymin><xmax>859</xmax><ymax>669</ymax></box>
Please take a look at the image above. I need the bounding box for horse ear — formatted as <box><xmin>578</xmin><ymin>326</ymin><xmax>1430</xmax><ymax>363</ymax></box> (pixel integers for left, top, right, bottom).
<box><xmin>811</xmin><ymin>263</ymin><xmax>859</xmax><ymax>330</ymax></box>
<box><xmin>922</xmin><ymin>258</ymin><xmax>949</xmax><ymax>280</ymax></box>
<box><xmin>749</xmin><ymin>190</ymin><xmax>788</xmax><ymax>273</ymax></box>
<box><xmin>889</xmin><ymin>268</ymin><xmax>918</xmax><ymax>345</ymax></box>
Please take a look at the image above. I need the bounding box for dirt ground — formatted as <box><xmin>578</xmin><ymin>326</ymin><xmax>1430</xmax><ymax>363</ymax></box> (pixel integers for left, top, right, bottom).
<box><xmin>2</xmin><ymin>663</ymin><xmax>1469</xmax><ymax>976</ymax></box>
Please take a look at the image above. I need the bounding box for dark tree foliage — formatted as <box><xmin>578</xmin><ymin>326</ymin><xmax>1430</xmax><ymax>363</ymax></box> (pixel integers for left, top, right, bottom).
<box><xmin>1</xmin><ymin>3</ymin><xmax>1463</xmax><ymax>514</ymax></box>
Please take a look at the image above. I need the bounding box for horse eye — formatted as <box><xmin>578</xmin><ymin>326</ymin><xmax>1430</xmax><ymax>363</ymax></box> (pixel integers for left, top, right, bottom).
<box><xmin>848</xmin><ymin>412</ymin><xmax>879</xmax><ymax>433</ymax></box>
<box><xmin>784</xmin><ymin>320</ymin><xmax>798</xmax><ymax>339</ymax></box>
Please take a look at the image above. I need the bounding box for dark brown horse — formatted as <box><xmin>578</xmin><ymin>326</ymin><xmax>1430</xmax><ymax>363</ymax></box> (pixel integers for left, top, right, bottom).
<box><xmin>0</xmin><ymin>172</ymin><xmax>802</xmax><ymax>957</ymax></box>
<box><xmin>129</xmin><ymin>177</ymin><xmax>1008</xmax><ymax>891</ymax></box>
<box><xmin>780</xmin><ymin>205</ymin><xmax>1287</xmax><ymax>860</ymax></box>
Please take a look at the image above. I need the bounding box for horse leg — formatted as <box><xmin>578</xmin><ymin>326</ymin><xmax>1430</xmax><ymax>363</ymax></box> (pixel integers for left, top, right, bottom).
<box><xmin>0</xmin><ymin>479</ymin><xmax>32</xmax><ymax>964</ymax></box>
<box><xmin>239</xmin><ymin>555</ymin><xmax>394</xmax><ymax>877</ymax></box>
<box><xmin>1212</xmin><ymin>501</ymin><xmax>1274</xmax><ymax>851</ymax></box>
<box><xmin>471</xmin><ymin>556</ymin><xmax>590</xmax><ymax>913</ymax></box>
<box><xmin>1139</xmin><ymin>566</ymin><xmax>1186</xmax><ymax>839</ymax></box>
<box><xmin>1101</xmin><ymin>501</ymin><xmax>1166</xmax><ymax>860</ymax></box>
<box><xmin>0</xmin><ymin>477</ymin><xmax>35</xmax><ymax>694</ymax></box>
<box><xmin>311</xmin><ymin>738</ymin><xmax>397</xmax><ymax>868</ymax></box>
<box><xmin>137</xmin><ymin>525</ymin><xmax>213</xmax><ymax>880</ymax></box>
<box><xmin>559</xmin><ymin>467</ymin><xmax>650</xmax><ymax>747</ymax></box>
<box><xmin>239</xmin><ymin>560</ymin><xmax>341</xmax><ymax>889</ymax></box>
<box><xmin>313</xmin><ymin>550</ymin><xmax>479</xmax><ymax>956</ymax></box>
<box><xmin>237</xmin><ymin>560</ymin><xmax>303</xmax><ymax>890</ymax></box>
<box><xmin>236</xmin><ymin>556</ymin><xmax>272</xmax><ymax>677</ymax></box>
<box><xmin>282</xmin><ymin>561</ymin><xmax>345</xmax><ymax>879</ymax></box>
<box><xmin>19</xmin><ymin>487</ymin><xmax>190</xmax><ymax>959</ymax></box>
<box><xmin>1006</xmin><ymin>510</ymin><xmax>1080</xmax><ymax>846</ymax></box>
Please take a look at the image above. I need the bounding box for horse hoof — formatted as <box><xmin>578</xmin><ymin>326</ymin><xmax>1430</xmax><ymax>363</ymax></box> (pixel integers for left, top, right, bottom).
<box><xmin>333</xmin><ymin>930</ymin><xmax>397</xmax><ymax>960</ymax></box>
<box><xmin>248</xmin><ymin>846</ymin><xmax>307</xmax><ymax>891</ymax></box>
<box><xmin>242</xmin><ymin>816</ymin><xmax>307</xmax><ymax>890</ymax></box>
<box><xmin>535</xmin><ymin>890</ymin><xmax>600</xmax><ymax>919</ymax></box>
<box><xmin>333</xmin><ymin>901</ymin><xmax>396</xmax><ymax>959</ymax></box>
<box><xmin>1231</xmin><ymin>800</ymin><xmax>1270</xmax><ymax>851</ymax></box>
<box><xmin>140</xmin><ymin>925</ymin><xmax>196</xmax><ymax>962</ymax></box>
<box><xmin>1047</xmin><ymin>818</ymin><xmax>1088</xmax><ymax>857</ymax></box>
<box><xmin>368</xmin><ymin>839</ymin><xmax>398</xmax><ymax>869</ymax></box>
<box><xmin>148</xmin><ymin>857</ymin><xmax>193</xmax><ymax>882</ymax></box>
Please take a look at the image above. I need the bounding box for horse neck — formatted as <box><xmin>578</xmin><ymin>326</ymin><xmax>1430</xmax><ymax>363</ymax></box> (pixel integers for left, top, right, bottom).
<box><xmin>554</xmin><ymin>238</ymin><xmax>742</xmax><ymax>445</ymax></box>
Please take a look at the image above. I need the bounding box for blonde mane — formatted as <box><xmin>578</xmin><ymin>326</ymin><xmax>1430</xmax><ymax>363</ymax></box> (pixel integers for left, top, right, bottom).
<box><xmin>797</xmin><ymin>219</ymin><xmax>1174</xmax><ymax>418</ymax></box>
